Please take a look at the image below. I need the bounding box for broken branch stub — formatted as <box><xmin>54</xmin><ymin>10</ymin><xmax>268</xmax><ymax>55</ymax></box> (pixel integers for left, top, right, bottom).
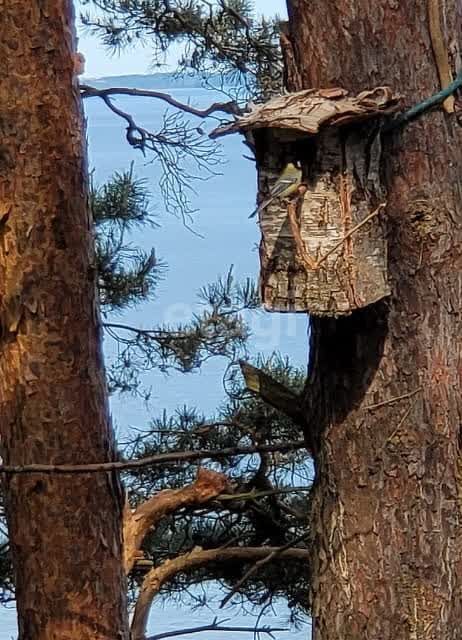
<box><xmin>212</xmin><ymin>87</ymin><xmax>401</xmax><ymax>315</ymax></box>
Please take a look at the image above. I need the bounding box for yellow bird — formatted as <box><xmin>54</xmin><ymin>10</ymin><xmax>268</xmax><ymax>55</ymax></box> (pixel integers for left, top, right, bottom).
<box><xmin>250</xmin><ymin>162</ymin><xmax>303</xmax><ymax>218</ymax></box>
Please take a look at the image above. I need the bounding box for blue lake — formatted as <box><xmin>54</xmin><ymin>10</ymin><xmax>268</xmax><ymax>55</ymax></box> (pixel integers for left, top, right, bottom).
<box><xmin>0</xmin><ymin>85</ymin><xmax>310</xmax><ymax>639</ymax></box>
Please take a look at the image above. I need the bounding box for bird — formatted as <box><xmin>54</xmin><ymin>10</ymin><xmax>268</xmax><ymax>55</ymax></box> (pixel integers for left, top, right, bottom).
<box><xmin>249</xmin><ymin>162</ymin><xmax>303</xmax><ymax>218</ymax></box>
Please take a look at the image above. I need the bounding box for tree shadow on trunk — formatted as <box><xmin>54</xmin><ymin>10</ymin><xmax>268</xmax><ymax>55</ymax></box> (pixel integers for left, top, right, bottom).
<box><xmin>303</xmin><ymin>300</ymin><xmax>389</xmax><ymax>458</ymax></box>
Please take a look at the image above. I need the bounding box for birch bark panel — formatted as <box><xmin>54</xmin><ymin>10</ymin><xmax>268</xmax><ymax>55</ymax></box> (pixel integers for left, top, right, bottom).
<box><xmin>260</xmin><ymin>128</ymin><xmax>389</xmax><ymax>315</ymax></box>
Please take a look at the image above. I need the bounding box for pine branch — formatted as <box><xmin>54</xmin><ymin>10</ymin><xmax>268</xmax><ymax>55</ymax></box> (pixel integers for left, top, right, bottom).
<box><xmin>80</xmin><ymin>0</ymin><xmax>283</xmax><ymax>100</ymax></box>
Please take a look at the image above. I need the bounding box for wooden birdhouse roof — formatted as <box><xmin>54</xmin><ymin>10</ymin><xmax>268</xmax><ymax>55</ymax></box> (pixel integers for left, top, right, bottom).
<box><xmin>210</xmin><ymin>86</ymin><xmax>400</xmax><ymax>139</ymax></box>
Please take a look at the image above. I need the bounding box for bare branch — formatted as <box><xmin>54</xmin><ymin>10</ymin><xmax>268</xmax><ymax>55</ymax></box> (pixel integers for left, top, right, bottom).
<box><xmin>0</xmin><ymin>440</ymin><xmax>307</xmax><ymax>475</ymax></box>
<box><xmin>80</xmin><ymin>87</ymin><xmax>222</xmax><ymax>222</ymax></box>
<box><xmin>219</xmin><ymin>532</ymin><xmax>309</xmax><ymax>609</ymax></box>
<box><xmin>103</xmin><ymin>322</ymin><xmax>179</xmax><ymax>337</ymax></box>
<box><xmin>215</xmin><ymin>486</ymin><xmax>312</xmax><ymax>503</ymax></box>
<box><xmin>81</xmin><ymin>84</ymin><xmax>242</xmax><ymax>118</ymax></box>
<box><xmin>131</xmin><ymin>545</ymin><xmax>311</xmax><ymax>640</ymax></box>
<box><xmin>124</xmin><ymin>468</ymin><xmax>230</xmax><ymax>574</ymax></box>
<box><xmin>82</xmin><ymin>90</ymin><xmax>198</xmax><ymax>155</ymax></box>
<box><xmin>147</xmin><ymin>616</ymin><xmax>287</xmax><ymax>640</ymax></box>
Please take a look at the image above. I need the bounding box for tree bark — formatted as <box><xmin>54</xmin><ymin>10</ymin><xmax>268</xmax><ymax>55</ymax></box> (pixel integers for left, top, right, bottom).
<box><xmin>124</xmin><ymin>468</ymin><xmax>229</xmax><ymax>574</ymax></box>
<box><xmin>131</xmin><ymin>546</ymin><xmax>312</xmax><ymax>640</ymax></box>
<box><xmin>284</xmin><ymin>1</ymin><xmax>462</xmax><ymax>637</ymax></box>
<box><xmin>0</xmin><ymin>2</ymin><xmax>129</xmax><ymax>639</ymax></box>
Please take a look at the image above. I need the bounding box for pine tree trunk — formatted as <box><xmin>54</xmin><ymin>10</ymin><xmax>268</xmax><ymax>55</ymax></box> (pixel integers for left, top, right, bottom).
<box><xmin>0</xmin><ymin>2</ymin><xmax>129</xmax><ymax>638</ymax></box>
<box><xmin>284</xmin><ymin>1</ymin><xmax>462</xmax><ymax>637</ymax></box>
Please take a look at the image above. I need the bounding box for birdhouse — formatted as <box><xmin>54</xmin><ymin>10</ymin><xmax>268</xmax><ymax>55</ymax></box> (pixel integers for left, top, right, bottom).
<box><xmin>211</xmin><ymin>87</ymin><xmax>401</xmax><ymax>316</ymax></box>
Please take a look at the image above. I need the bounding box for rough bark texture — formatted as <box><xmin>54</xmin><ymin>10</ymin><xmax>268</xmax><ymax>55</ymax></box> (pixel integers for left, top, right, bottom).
<box><xmin>124</xmin><ymin>469</ymin><xmax>229</xmax><ymax>574</ymax></box>
<box><xmin>0</xmin><ymin>2</ymin><xmax>129</xmax><ymax>639</ymax></box>
<box><xmin>284</xmin><ymin>0</ymin><xmax>462</xmax><ymax>638</ymax></box>
<box><xmin>211</xmin><ymin>87</ymin><xmax>400</xmax><ymax>138</ymax></box>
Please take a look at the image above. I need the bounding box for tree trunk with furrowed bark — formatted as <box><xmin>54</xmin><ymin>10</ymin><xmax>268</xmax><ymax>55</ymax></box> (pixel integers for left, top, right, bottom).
<box><xmin>0</xmin><ymin>2</ymin><xmax>129</xmax><ymax>638</ymax></box>
<box><xmin>284</xmin><ymin>1</ymin><xmax>462</xmax><ymax>637</ymax></box>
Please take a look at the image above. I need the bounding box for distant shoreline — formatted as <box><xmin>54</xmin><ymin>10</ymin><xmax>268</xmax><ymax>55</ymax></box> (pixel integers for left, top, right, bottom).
<box><xmin>82</xmin><ymin>72</ymin><xmax>241</xmax><ymax>91</ymax></box>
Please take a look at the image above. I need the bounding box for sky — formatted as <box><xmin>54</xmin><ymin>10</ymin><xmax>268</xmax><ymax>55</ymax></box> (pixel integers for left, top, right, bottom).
<box><xmin>74</xmin><ymin>0</ymin><xmax>288</xmax><ymax>77</ymax></box>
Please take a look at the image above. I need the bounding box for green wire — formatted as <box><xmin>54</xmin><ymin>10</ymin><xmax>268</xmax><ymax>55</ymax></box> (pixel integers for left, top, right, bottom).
<box><xmin>384</xmin><ymin>70</ymin><xmax>462</xmax><ymax>132</ymax></box>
